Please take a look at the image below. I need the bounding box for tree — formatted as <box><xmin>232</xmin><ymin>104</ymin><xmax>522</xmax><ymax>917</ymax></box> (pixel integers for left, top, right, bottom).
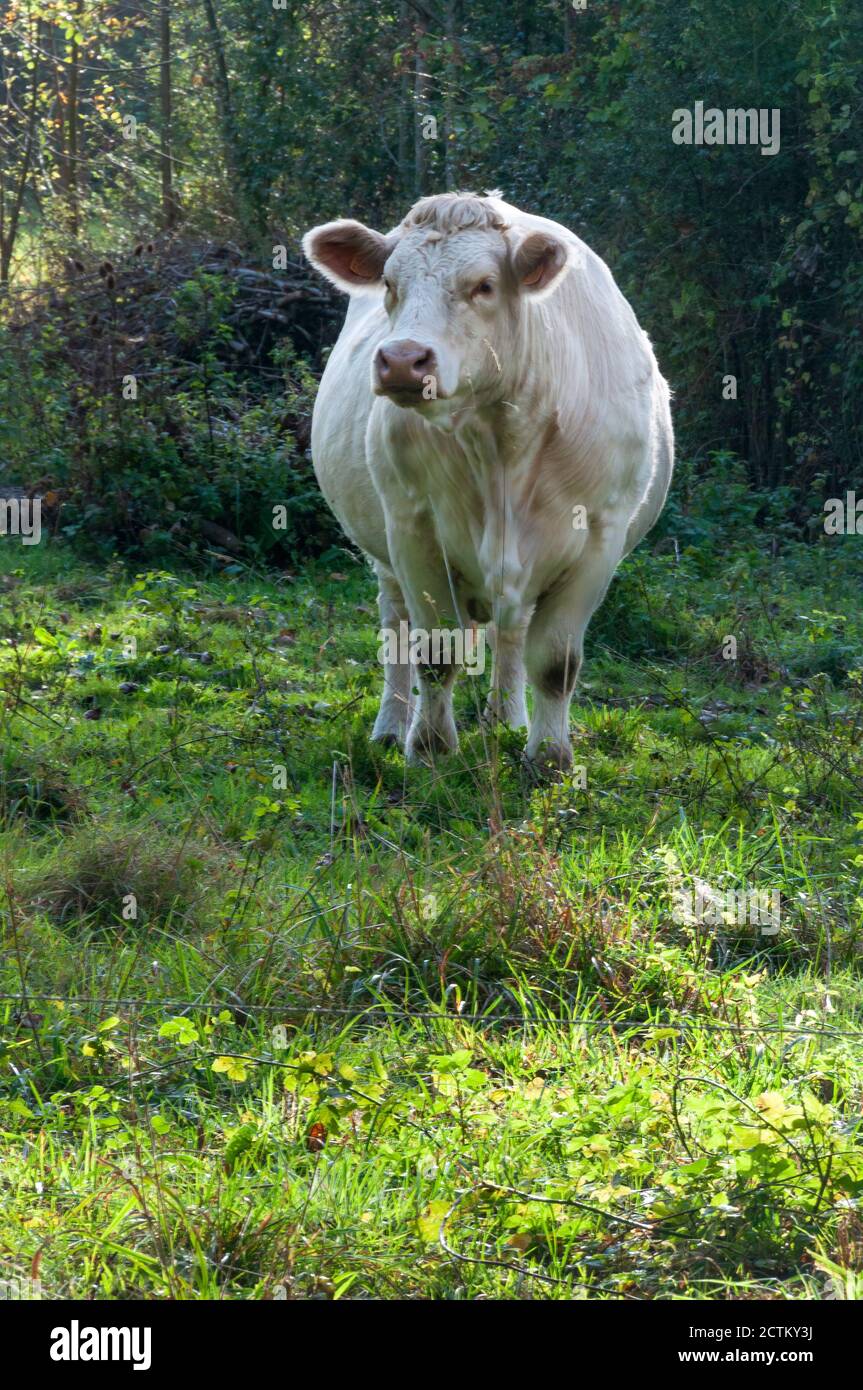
<box><xmin>159</xmin><ymin>0</ymin><xmax>178</xmax><ymax>230</ymax></box>
<box><xmin>0</xmin><ymin>5</ymin><xmax>40</xmax><ymax>286</ymax></box>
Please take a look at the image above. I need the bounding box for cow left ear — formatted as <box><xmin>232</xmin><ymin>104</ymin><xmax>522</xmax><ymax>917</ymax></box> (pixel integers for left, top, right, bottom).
<box><xmin>513</xmin><ymin>232</ymin><xmax>572</xmax><ymax>298</ymax></box>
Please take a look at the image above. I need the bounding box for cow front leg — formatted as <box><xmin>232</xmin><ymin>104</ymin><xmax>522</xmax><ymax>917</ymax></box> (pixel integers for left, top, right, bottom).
<box><xmin>385</xmin><ymin>525</ymin><xmax>461</xmax><ymax>764</ymax></box>
<box><xmin>525</xmin><ymin>630</ymin><xmax>580</xmax><ymax>774</ymax></box>
<box><xmin>524</xmin><ymin>541</ymin><xmax>622</xmax><ymax>774</ymax></box>
<box><xmin>371</xmin><ymin>565</ymin><xmax>414</xmax><ymax>748</ymax></box>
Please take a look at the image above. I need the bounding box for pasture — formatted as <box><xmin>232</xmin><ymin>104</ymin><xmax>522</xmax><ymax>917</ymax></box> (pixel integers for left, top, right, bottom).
<box><xmin>2</xmin><ymin>518</ymin><xmax>862</xmax><ymax>1300</ymax></box>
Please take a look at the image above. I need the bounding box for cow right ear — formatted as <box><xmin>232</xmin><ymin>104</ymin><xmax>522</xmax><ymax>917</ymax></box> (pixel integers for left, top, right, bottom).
<box><xmin>302</xmin><ymin>219</ymin><xmax>392</xmax><ymax>294</ymax></box>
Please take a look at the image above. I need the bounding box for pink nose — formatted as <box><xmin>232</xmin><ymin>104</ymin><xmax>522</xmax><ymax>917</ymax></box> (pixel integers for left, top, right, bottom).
<box><xmin>375</xmin><ymin>340</ymin><xmax>437</xmax><ymax>393</ymax></box>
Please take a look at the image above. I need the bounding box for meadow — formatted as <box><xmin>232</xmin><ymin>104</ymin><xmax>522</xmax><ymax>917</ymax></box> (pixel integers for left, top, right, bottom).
<box><xmin>2</xmin><ymin>499</ymin><xmax>862</xmax><ymax>1301</ymax></box>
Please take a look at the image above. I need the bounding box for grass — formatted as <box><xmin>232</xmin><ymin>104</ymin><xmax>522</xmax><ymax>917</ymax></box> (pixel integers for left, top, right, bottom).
<box><xmin>1</xmin><ymin>520</ymin><xmax>862</xmax><ymax>1300</ymax></box>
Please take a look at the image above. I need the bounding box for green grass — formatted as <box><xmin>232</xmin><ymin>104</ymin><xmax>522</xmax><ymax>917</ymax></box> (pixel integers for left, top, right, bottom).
<box><xmin>1</xmin><ymin>528</ymin><xmax>863</xmax><ymax>1300</ymax></box>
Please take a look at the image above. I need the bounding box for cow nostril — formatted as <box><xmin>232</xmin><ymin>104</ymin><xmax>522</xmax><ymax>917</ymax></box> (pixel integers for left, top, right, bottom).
<box><xmin>410</xmin><ymin>350</ymin><xmax>437</xmax><ymax>382</ymax></box>
<box><xmin>377</xmin><ymin>341</ymin><xmax>437</xmax><ymax>392</ymax></box>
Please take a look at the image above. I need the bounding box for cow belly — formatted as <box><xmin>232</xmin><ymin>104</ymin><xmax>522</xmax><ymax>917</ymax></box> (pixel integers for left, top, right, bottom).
<box><xmin>310</xmin><ymin>332</ymin><xmax>390</xmax><ymax>567</ymax></box>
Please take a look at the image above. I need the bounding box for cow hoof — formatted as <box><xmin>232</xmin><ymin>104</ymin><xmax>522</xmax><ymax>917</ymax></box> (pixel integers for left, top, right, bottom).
<box><xmin>371</xmin><ymin>708</ymin><xmax>410</xmax><ymax>749</ymax></box>
<box><xmin>523</xmin><ymin>743</ymin><xmax>573</xmax><ymax>782</ymax></box>
<box><xmin>372</xmin><ymin>730</ymin><xmax>404</xmax><ymax>751</ymax></box>
<box><xmin>405</xmin><ymin>723</ymin><xmax>458</xmax><ymax>764</ymax></box>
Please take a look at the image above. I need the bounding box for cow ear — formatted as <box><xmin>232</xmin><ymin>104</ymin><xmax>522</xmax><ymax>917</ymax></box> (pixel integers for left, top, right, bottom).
<box><xmin>302</xmin><ymin>219</ymin><xmax>392</xmax><ymax>294</ymax></box>
<box><xmin>513</xmin><ymin>232</ymin><xmax>571</xmax><ymax>298</ymax></box>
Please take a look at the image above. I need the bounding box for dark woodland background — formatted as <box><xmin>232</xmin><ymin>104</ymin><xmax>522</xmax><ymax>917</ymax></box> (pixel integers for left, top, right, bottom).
<box><xmin>1</xmin><ymin>0</ymin><xmax>861</xmax><ymax>562</ymax></box>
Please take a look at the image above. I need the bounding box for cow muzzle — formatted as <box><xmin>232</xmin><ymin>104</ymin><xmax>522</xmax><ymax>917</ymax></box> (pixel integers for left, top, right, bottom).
<box><xmin>374</xmin><ymin>340</ymin><xmax>440</xmax><ymax>402</ymax></box>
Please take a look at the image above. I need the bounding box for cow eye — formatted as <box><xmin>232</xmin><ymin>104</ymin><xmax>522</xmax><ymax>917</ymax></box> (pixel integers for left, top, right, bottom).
<box><xmin>384</xmin><ymin>277</ymin><xmax>394</xmax><ymax>294</ymax></box>
<box><xmin>471</xmin><ymin>279</ymin><xmax>494</xmax><ymax>298</ymax></box>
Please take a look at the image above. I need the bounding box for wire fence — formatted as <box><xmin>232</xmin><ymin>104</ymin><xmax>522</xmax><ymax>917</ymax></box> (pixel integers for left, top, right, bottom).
<box><xmin>1</xmin><ymin>979</ymin><xmax>857</xmax><ymax>1300</ymax></box>
<box><xmin>1</xmin><ymin>888</ymin><xmax>859</xmax><ymax>1299</ymax></box>
<box><xmin>0</xmin><ymin>989</ymin><xmax>859</xmax><ymax>1040</ymax></box>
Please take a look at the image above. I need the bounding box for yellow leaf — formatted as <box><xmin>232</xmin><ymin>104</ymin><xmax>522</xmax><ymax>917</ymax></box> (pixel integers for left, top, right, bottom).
<box><xmin>754</xmin><ymin>1091</ymin><xmax>797</xmax><ymax>1125</ymax></box>
<box><xmin>212</xmin><ymin>1055</ymin><xmax>247</xmax><ymax>1082</ymax></box>
<box><xmin>417</xmin><ymin>1200</ymin><xmax>451</xmax><ymax>1243</ymax></box>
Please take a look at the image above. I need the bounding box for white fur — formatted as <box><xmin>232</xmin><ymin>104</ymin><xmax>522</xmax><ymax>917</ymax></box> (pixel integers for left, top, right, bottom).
<box><xmin>304</xmin><ymin>193</ymin><xmax>674</xmax><ymax>768</ymax></box>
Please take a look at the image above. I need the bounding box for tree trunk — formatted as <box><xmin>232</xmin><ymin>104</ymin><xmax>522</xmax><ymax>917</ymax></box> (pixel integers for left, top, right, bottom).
<box><xmin>200</xmin><ymin>0</ymin><xmax>233</xmax><ymax>124</ymax></box>
<box><xmin>200</xmin><ymin>0</ymin><xmax>249</xmax><ymax>223</ymax></box>
<box><xmin>397</xmin><ymin>1</ymin><xmax>410</xmax><ymax>199</ymax></box>
<box><xmin>67</xmin><ymin>3</ymin><xmax>83</xmax><ymax>237</ymax></box>
<box><xmin>159</xmin><ymin>0</ymin><xmax>178</xmax><ymax>229</ymax></box>
<box><xmin>47</xmin><ymin>21</ymin><xmax>68</xmax><ymax>201</ymax></box>
<box><xmin>443</xmin><ymin>0</ymin><xmax>457</xmax><ymax>190</ymax></box>
<box><xmin>0</xmin><ymin>17</ymin><xmax>40</xmax><ymax>286</ymax></box>
<box><xmin>413</xmin><ymin>17</ymin><xmax>428</xmax><ymax>197</ymax></box>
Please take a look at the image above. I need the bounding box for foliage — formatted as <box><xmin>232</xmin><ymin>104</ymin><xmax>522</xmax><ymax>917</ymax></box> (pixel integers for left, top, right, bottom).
<box><xmin>2</xmin><ymin>0</ymin><xmax>861</xmax><ymax>517</ymax></box>
<box><xmin>0</xmin><ymin>271</ymin><xmax>339</xmax><ymax>563</ymax></box>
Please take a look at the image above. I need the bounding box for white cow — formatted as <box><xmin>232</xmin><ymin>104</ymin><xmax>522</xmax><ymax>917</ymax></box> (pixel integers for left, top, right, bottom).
<box><xmin>303</xmin><ymin>191</ymin><xmax>673</xmax><ymax>771</ymax></box>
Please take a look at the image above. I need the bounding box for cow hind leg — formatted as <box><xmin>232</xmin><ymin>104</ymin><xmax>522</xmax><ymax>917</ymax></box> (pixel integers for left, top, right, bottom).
<box><xmin>482</xmin><ymin>621</ymin><xmax>529</xmax><ymax>730</ymax></box>
<box><xmin>405</xmin><ymin>664</ymin><xmax>459</xmax><ymax>764</ymax></box>
<box><xmin>371</xmin><ymin>566</ymin><xmax>414</xmax><ymax>748</ymax></box>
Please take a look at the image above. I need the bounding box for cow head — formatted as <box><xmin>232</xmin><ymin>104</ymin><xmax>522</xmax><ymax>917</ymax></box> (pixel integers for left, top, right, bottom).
<box><xmin>302</xmin><ymin>193</ymin><xmax>576</xmax><ymax>414</ymax></box>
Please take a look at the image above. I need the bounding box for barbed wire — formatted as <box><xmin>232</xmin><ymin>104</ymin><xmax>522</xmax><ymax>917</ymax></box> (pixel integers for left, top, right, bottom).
<box><xmin>0</xmin><ymin>990</ymin><xmax>859</xmax><ymax>1040</ymax></box>
<box><xmin>1</xmin><ymin>1014</ymin><xmax>853</xmax><ymax>1299</ymax></box>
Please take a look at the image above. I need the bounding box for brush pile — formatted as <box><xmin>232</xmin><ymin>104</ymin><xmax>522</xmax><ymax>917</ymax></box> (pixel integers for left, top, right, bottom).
<box><xmin>4</xmin><ymin>235</ymin><xmax>339</xmax><ymax>396</ymax></box>
<box><xmin>0</xmin><ymin>238</ymin><xmax>343</xmax><ymax>562</ymax></box>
